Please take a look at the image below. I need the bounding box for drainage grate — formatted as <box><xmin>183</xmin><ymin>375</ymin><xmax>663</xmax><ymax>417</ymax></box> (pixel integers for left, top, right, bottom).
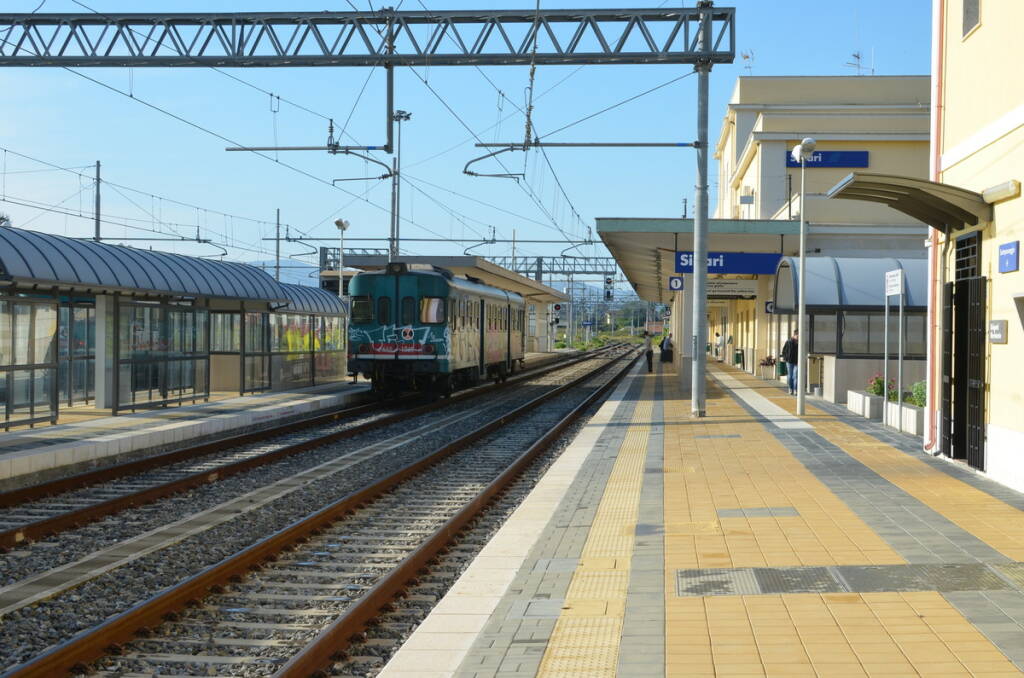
<box><xmin>717</xmin><ymin>507</ymin><xmax>800</xmax><ymax>518</ymax></box>
<box><xmin>676</xmin><ymin>563</ymin><xmax>1020</xmax><ymax>597</ymax></box>
<box><xmin>836</xmin><ymin>564</ymin><xmax>1013</xmax><ymax>593</ymax></box>
<box><xmin>676</xmin><ymin>569</ymin><xmax>760</xmax><ymax>597</ymax></box>
<box><xmin>755</xmin><ymin>567</ymin><xmax>843</xmax><ymax>594</ymax></box>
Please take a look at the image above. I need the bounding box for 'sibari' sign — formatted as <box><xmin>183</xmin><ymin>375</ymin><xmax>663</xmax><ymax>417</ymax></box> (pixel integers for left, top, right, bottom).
<box><xmin>675</xmin><ymin>251</ymin><xmax>781</xmax><ymax>275</ymax></box>
<box><xmin>785</xmin><ymin>150</ymin><xmax>869</xmax><ymax>168</ymax></box>
<box><xmin>998</xmin><ymin>241</ymin><xmax>1019</xmax><ymax>273</ymax></box>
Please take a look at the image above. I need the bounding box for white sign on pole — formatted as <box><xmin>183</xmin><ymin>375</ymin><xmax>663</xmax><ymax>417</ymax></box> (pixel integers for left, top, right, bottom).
<box><xmin>885</xmin><ymin>269</ymin><xmax>903</xmax><ymax>296</ymax></box>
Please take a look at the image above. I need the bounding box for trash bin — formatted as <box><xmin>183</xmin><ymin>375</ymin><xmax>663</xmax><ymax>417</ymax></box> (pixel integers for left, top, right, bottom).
<box><xmin>776</xmin><ymin>362</ymin><xmax>787</xmax><ymax>376</ymax></box>
<box><xmin>733</xmin><ymin>350</ymin><xmax>743</xmax><ymax>366</ymax></box>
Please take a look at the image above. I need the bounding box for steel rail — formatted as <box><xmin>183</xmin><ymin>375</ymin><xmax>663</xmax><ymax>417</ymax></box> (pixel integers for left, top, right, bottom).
<box><xmin>1</xmin><ymin>347</ymin><xmax>635</xmax><ymax>678</ymax></box>
<box><xmin>277</xmin><ymin>350</ymin><xmax>640</xmax><ymax>677</ymax></box>
<box><xmin>0</xmin><ymin>349</ymin><xmax>610</xmax><ymax>550</ymax></box>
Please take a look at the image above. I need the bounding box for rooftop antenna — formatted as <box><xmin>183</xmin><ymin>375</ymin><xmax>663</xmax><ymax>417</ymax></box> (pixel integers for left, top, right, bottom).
<box><xmin>845</xmin><ymin>50</ymin><xmax>874</xmax><ymax>76</ymax></box>
<box><xmin>741</xmin><ymin>50</ymin><xmax>754</xmax><ymax>75</ymax></box>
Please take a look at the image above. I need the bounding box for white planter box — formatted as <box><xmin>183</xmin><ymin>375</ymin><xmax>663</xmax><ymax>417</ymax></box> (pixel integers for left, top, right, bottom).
<box><xmin>847</xmin><ymin>390</ymin><xmax>884</xmax><ymax>420</ymax></box>
<box><xmin>885</xmin><ymin>402</ymin><xmax>925</xmax><ymax>436</ymax></box>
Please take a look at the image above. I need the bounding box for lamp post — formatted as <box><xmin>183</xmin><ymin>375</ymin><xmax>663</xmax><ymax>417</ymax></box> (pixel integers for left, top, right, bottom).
<box><xmin>389</xmin><ymin>109</ymin><xmax>412</xmax><ymax>261</ymax></box>
<box><xmin>790</xmin><ymin>137</ymin><xmax>816</xmax><ymax>416</ymax></box>
<box><xmin>334</xmin><ymin>218</ymin><xmax>351</xmax><ymax>381</ymax></box>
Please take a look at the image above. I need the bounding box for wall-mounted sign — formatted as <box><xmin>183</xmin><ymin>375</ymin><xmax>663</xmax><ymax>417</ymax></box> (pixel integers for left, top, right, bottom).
<box><xmin>581</xmin><ymin>321</ymin><xmax>594</xmax><ymax>327</ymax></box>
<box><xmin>785</xmin><ymin>150</ymin><xmax>869</xmax><ymax>168</ymax></box>
<box><xmin>668</xmin><ymin>276</ymin><xmax>684</xmax><ymax>291</ymax></box>
<box><xmin>707</xmin><ymin>279</ymin><xmax>759</xmax><ymax>299</ymax></box>
<box><xmin>989</xmin><ymin>320</ymin><xmax>1008</xmax><ymax>344</ymax></box>
<box><xmin>676</xmin><ymin>251</ymin><xmax>781</xmax><ymax>275</ymax></box>
<box><xmin>765</xmin><ymin>301</ymin><xmax>775</xmax><ymax>314</ymax></box>
<box><xmin>885</xmin><ymin>269</ymin><xmax>903</xmax><ymax>296</ymax></box>
<box><xmin>998</xmin><ymin>241</ymin><xmax>1019</xmax><ymax>273</ymax></box>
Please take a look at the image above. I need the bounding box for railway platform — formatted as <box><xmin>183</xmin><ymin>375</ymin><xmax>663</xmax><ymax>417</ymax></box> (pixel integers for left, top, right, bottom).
<box><xmin>0</xmin><ymin>351</ymin><xmax>578</xmax><ymax>490</ymax></box>
<box><xmin>380</xmin><ymin>360</ymin><xmax>1024</xmax><ymax>677</ymax></box>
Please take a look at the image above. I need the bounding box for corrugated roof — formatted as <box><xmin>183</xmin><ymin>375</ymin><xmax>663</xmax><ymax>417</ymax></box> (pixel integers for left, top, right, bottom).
<box><xmin>773</xmin><ymin>256</ymin><xmax>927</xmax><ymax>312</ymax></box>
<box><xmin>0</xmin><ymin>226</ymin><xmax>286</xmax><ymax>302</ymax></box>
<box><xmin>280</xmin><ymin>283</ymin><xmax>344</xmax><ymax>315</ymax></box>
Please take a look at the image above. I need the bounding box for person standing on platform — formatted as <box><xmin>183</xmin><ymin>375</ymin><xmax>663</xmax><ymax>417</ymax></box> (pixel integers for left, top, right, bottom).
<box><xmin>781</xmin><ymin>329</ymin><xmax>799</xmax><ymax>395</ymax></box>
<box><xmin>643</xmin><ymin>332</ymin><xmax>654</xmax><ymax>373</ymax></box>
<box><xmin>715</xmin><ymin>332</ymin><xmax>726</xmax><ymax>362</ymax></box>
<box><xmin>660</xmin><ymin>333</ymin><xmax>673</xmax><ymax>363</ymax></box>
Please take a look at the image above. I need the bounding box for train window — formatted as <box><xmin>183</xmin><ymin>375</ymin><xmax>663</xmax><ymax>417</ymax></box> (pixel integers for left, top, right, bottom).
<box><xmin>420</xmin><ymin>297</ymin><xmax>446</xmax><ymax>324</ymax></box>
<box><xmin>401</xmin><ymin>297</ymin><xmax>415</xmax><ymax>325</ymax></box>
<box><xmin>352</xmin><ymin>296</ymin><xmax>373</xmax><ymax>324</ymax></box>
<box><xmin>377</xmin><ymin>297</ymin><xmax>391</xmax><ymax>325</ymax></box>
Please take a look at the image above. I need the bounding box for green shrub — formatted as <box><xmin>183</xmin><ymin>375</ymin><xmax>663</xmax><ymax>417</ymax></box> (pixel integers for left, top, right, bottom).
<box><xmin>554</xmin><ymin>340</ymin><xmax>567</xmax><ymax>349</ymax></box>
<box><xmin>907</xmin><ymin>380</ymin><xmax>927</xmax><ymax>407</ymax></box>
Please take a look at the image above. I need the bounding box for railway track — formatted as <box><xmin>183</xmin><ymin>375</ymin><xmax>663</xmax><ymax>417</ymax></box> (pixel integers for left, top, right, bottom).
<box><xmin>0</xmin><ymin>349</ymin><xmax>608</xmax><ymax>552</ymax></box>
<box><xmin>1</xmin><ymin>346</ymin><xmax>638</xmax><ymax>677</ymax></box>
<box><xmin>0</xmin><ymin>348</ymin><xmax>634</xmax><ymax>675</ymax></box>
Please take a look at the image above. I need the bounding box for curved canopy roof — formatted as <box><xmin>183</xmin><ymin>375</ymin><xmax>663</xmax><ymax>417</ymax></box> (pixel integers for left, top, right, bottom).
<box><xmin>826</xmin><ymin>172</ymin><xmax>991</xmax><ymax>233</ymax></box>
<box><xmin>0</xmin><ymin>226</ymin><xmax>286</xmax><ymax>302</ymax></box>
<box><xmin>773</xmin><ymin>256</ymin><xmax>927</xmax><ymax>313</ymax></box>
<box><xmin>280</xmin><ymin>283</ymin><xmax>345</xmax><ymax>315</ymax></box>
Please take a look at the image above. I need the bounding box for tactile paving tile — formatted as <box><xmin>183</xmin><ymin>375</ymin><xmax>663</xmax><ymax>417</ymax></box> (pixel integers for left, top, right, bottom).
<box><xmin>693</xmin><ymin>434</ymin><xmax>742</xmax><ymax>439</ymax></box>
<box><xmin>676</xmin><ymin>568</ymin><xmax>760</xmax><ymax>596</ymax></box>
<box><xmin>566</xmin><ymin>571</ymin><xmax>629</xmax><ymax>600</ymax></box>
<box><xmin>754</xmin><ymin>566</ymin><xmax>845</xmax><ymax>594</ymax></box>
<box><xmin>836</xmin><ymin>563</ymin><xmax>1014</xmax><ymax>593</ymax></box>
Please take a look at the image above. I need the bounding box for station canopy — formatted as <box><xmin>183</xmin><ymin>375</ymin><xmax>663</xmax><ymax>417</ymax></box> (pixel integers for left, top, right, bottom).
<box><xmin>773</xmin><ymin>256</ymin><xmax>927</xmax><ymax>313</ymax></box>
<box><xmin>597</xmin><ymin>218</ymin><xmax>800</xmax><ymax>303</ymax></box>
<box><xmin>826</xmin><ymin>172</ymin><xmax>992</xmax><ymax>233</ymax></box>
<box><xmin>280</xmin><ymin>282</ymin><xmax>345</xmax><ymax>315</ymax></box>
<box><xmin>336</xmin><ymin>255</ymin><xmax>567</xmax><ymax>304</ymax></box>
<box><xmin>0</xmin><ymin>226</ymin><xmax>287</xmax><ymax>303</ymax></box>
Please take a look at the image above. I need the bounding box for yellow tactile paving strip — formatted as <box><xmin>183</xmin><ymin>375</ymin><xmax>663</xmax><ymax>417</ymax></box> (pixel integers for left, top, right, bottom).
<box><xmin>661</xmin><ymin>373</ymin><xmax>903</xmax><ymax>570</ymax></box>
<box><xmin>718</xmin><ymin>366</ymin><xmax>1024</xmax><ymax>562</ymax></box>
<box><xmin>668</xmin><ymin>592</ymin><xmax>1022</xmax><ymax>677</ymax></box>
<box><xmin>534</xmin><ymin>371</ymin><xmax>654</xmax><ymax>677</ymax></box>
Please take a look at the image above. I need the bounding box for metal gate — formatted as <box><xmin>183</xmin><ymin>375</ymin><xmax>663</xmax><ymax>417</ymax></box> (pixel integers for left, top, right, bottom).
<box><xmin>965</xmin><ymin>276</ymin><xmax>987</xmax><ymax>470</ymax></box>
<box><xmin>941</xmin><ymin>283</ymin><xmax>953</xmax><ymax>458</ymax></box>
<box><xmin>941</xmin><ymin>276</ymin><xmax>987</xmax><ymax>470</ymax></box>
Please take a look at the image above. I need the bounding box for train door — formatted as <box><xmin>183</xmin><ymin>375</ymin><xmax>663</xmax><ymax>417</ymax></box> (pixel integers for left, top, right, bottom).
<box><xmin>505</xmin><ymin>303</ymin><xmax>512</xmax><ymax>372</ymax></box>
<box><xmin>396</xmin><ymin>273</ymin><xmax>420</xmax><ymax>359</ymax></box>
<box><xmin>479</xmin><ymin>299</ymin><xmax>486</xmax><ymax>371</ymax></box>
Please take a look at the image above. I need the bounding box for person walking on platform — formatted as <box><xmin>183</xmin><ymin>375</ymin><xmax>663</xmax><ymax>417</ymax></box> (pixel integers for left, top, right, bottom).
<box><xmin>781</xmin><ymin>329</ymin><xmax>799</xmax><ymax>395</ymax></box>
<box><xmin>715</xmin><ymin>332</ymin><xmax>725</xmax><ymax>362</ymax></box>
<box><xmin>643</xmin><ymin>332</ymin><xmax>654</xmax><ymax>373</ymax></box>
<box><xmin>659</xmin><ymin>333</ymin><xmax>673</xmax><ymax>363</ymax></box>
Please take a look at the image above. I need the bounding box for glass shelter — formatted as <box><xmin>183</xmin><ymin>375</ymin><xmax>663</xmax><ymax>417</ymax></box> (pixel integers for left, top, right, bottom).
<box><xmin>0</xmin><ymin>226</ymin><xmax>347</xmax><ymax>428</ymax></box>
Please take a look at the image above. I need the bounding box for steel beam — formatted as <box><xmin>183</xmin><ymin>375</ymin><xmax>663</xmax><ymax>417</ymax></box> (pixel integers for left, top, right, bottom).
<box><xmin>0</xmin><ymin>8</ymin><xmax>735</xmax><ymax>67</ymax></box>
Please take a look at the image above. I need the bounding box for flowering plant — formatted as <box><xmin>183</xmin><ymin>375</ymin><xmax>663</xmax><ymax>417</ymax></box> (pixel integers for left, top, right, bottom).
<box><xmin>867</xmin><ymin>374</ymin><xmax>885</xmax><ymax>396</ymax></box>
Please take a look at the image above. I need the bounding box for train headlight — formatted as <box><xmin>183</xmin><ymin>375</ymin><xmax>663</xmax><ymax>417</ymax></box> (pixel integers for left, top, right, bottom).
<box><xmin>424</xmin><ymin>344</ymin><xmax>435</xmax><ymax>354</ymax></box>
<box><xmin>359</xmin><ymin>344</ymin><xmax>370</xmax><ymax>353</ymax></box>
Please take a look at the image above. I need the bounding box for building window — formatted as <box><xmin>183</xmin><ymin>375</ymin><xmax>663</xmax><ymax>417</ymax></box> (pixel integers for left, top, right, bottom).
<box><xmin>811</xmin><ymin>314</ymin><xmax>837</xmax><ymax>354</ymax></box>
<box><xmin>955</xmin><ymin>231</ymin><xmax>981</xmax><ymax>280</ymax></box>
<box><xmin>963</xmin><ymin>0</ymin><xmax>979</xmax><ymax>36</ymax></box>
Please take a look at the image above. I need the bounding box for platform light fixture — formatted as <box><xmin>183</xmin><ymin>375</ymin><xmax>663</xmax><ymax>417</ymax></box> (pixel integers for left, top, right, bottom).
<box><xmin>791</xmin><ymin>137</ymin><xmax>816</xmax><ymax>416</ymax></box>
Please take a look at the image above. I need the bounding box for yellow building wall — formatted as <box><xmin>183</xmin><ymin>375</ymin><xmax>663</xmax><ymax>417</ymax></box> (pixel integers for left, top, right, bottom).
<box><xmin>937</xmin><ymin>0</ymin><xmax>1024</xmax><ymax>485</ymax></box>
<box><xmin>940</xmin><ymin>0</ymin><xmax>1024</xmax><ymax>152</ymax></box>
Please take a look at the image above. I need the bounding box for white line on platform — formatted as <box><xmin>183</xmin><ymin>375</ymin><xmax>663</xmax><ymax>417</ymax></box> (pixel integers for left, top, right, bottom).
<box><xmin>708</xmin><ymin>366</ymin><xmax>813</xmax><ymax>430</ymax></box>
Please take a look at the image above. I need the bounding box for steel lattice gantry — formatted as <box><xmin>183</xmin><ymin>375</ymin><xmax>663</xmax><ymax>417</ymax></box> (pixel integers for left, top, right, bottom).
<box><xmin>486</xmin><ymin>256</ymin><xmax>618</xmax><ymax>278</ymax></box>
<box><xmin>0</xmin><ymin>8</ymin><xmax>734</xmax><ymax>67</ymax></box>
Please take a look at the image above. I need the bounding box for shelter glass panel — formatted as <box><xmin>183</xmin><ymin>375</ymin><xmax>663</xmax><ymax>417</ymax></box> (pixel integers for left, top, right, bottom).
<box><xmin>812</xmin><ymin>314</ymin><xmax>837</xmax><ymax>354</ymax></box>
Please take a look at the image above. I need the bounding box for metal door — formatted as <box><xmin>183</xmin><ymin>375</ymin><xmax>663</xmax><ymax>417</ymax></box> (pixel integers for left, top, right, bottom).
<box><xmin>965</xmin><ymin>276</ymin><xmax>987</xmax><ymax>471</ymax></box>
<box><xmin>940</xmin><ymin>283</ymin><xmax>953</xmax><ymax>457</ymax></box>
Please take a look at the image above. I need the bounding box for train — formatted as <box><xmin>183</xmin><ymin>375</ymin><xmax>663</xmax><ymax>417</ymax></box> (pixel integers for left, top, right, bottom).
<box><xmin>347</xmin><ymin>262</ymin><xmax>526</xmax><ymax>396</ymax></box>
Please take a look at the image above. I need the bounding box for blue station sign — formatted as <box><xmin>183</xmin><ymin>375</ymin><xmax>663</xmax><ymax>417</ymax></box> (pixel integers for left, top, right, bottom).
<box><xmin>668</xmin><ymin>276</ymin><xmax>685</xmax><ymax>291</ymax></box>
<box><xmin>675</xmin><ymin>251</ymin><xmax>782</xmax><ymax>275</ymax></box>
<box><xmin>998</xmin><ymin>241</ymin><xmax>1019</xmax><ymax>273</ymax></box>
<box><xmin>785</xmin><ymin>150</ymin><xmax>869</xmax><ymax>168</ymax></box>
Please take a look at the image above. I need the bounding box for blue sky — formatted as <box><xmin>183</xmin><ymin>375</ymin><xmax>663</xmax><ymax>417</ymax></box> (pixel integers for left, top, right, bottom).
<box><xmin>0</xmin><ymin>1</ymin><xmax>931</xmax><ymax>286</ymax></box>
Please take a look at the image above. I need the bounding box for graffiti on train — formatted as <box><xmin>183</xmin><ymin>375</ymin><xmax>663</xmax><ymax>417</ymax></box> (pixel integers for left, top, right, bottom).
<box><xmin>350</xmin><ymin>324</ymin><xmax>450</xmax><ymax>355</ymax></box>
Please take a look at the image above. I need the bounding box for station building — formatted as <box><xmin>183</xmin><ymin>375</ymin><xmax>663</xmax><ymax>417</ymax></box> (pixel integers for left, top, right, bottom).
<box><xmin>601</xmin><ymin>74</ymin><xmax>933</xmax><ymax>401</ymax></box>
<box><xmin>0</xmin><ymin>225</ymin><xmax>346</xmax><ymax>430</ymax></box>
<box><xmin>827</xmin><ymin>0</ymin><xmax>1024</xmax><ymax>490</ymax></box>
